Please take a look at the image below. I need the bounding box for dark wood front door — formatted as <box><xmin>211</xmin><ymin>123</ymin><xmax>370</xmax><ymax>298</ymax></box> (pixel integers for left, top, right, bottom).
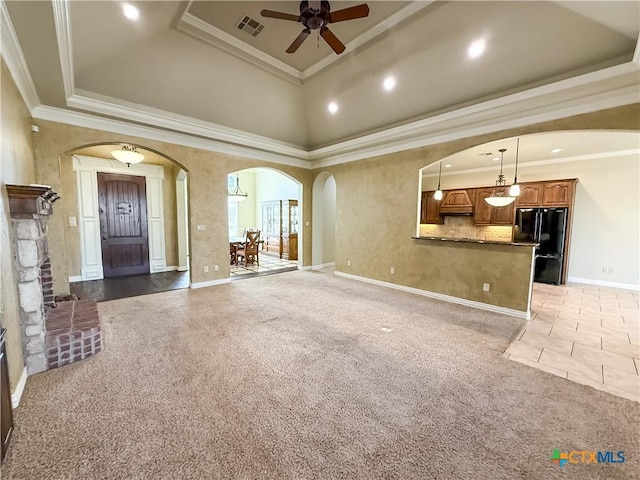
<box><xmin>98</xmin><ymin>172</ymin><xmax>150</xmax><ymax>277</ymax></box>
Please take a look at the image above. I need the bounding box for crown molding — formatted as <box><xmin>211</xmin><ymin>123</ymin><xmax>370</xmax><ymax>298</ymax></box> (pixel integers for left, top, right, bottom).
<box><xmin>67</xmin><ymin>90</ymin><xmax>310</xmax><ymax>161</ymax></box>
<box><xmin>302</xmin><ymin>1</ymin><xmax>435</xmax><ymax>80</ymax></box>
<box><xmin>51</xmin><ymin>0</ymin><xmax>73</xmax><ymax>99</ymax></box>
<box><xmin>177</xmin><ymin>1</ymin><xmax>434</xmax><ymax>84</ymax></box>
<box><xmin>633</xmin><ymin>33</ymin><xmax>640</xmax><ymax>64</ymax></box>
<box><xmin>309</xmin><ymin>62</ymin><xmax>640</xmax><ymax>168</ymax></box>
<box><xmin>178</xmin><ymin>11</ymin><xmax>303</xmax><ymax>85</ymax></box>
<box><xmin>0</xmin><ymin>0</ymin><xmax>40</xmax><ymax>111</ymax></box>
<box><xmin>422</xmin><ymin>149</ymin><xmax>640</xmax><ymax>178</ymax></box>
<box><xmin>32</xmin><ymin>105</ymin><xmax>311</xmax><ymax>169</ymax></box>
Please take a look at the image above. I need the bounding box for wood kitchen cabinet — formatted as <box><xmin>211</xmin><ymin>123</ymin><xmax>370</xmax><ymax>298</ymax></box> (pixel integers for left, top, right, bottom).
<box><xmin>516</xmin><ymin>183</ymin><xmax>543</xmax><ymax>207</ymax></box>
<box><xmin>542</xmin><ymin>181</ymin><xmax>575</xmax><ymax>207</ymax></box>
<box><xmin>514</xmin><ymin>180</ymin><xmax>576</xmax><ymax>207</ymax></box>
<box><xmin>420</xmin><ymin>191</ymin><xmax>443</xmax><ymax>224</ymax></box>
<box><xmin>472</xmin><ymin>188</ymin><xmax>515</xmax><ymax>225</ymax></box>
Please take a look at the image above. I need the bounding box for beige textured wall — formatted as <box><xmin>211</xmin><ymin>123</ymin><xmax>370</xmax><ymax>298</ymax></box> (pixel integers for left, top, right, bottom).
<box><xmin>314</xmin><ymin>104</ymin><xmax>640</xmax><ymax>312</ymax></box>
<box><xmin>31</xmin><ymin>121</ymin><xmax>315</xmax><ymax>295</ymax></box>
<box><xmin>0</xmin><ymin>59</ymin><xmax>34</xmax><ymax>390</ymax></box>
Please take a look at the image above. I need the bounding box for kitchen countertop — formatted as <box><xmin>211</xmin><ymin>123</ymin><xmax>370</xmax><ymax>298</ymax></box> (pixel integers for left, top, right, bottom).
<box><xmin>412</xmin><ymin>236</ymin><xmax>537</xmax><ymax>247</ymax></box>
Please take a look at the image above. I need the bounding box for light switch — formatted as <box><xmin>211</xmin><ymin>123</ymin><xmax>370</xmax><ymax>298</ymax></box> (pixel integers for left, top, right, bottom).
<box><xmin>68</xmin><ymin>216</ymin><xmax>77</xmax><ymax>227</ymax></box>
<box><xmin>196</xmin><ymin>224</ymin><xmax>206</xmax><ymax>231</ymax></box>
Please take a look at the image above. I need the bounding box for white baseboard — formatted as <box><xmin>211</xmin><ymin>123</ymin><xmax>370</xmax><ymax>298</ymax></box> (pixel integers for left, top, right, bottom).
<box><xmin>298</xmin><ymin>265</ymin><xmax>312</xmax><ymax>271</ymax></box>
<box><xmin>177</xmin><ymin>265</ymin><xmax>189</xmax><ymax>272</ymax></box>
<box><xmin>190</xmin><ymin>278</ymin><xmax>231</xmax><ymax>289</ymax></box>
<box><xmin>567</xmin><ymin>277</ymin><xmax>640</xmax><ymax>291</ymax></box>
<box><xmin>68</xmin><ymin>275</ymin><xmax>83</xmax><ymax>283</ymax></box>
<box><xmin>312</xmin><ymin>262</ymin><xmax>335</xmax><ymax>271</ymax></box>
<box><xmin>163</xmin><ymin>265</ymin><xmax>178</xmax><ymax>272</ymax></box>
<box><xmin>334</xmin><ymin>271</ymin><xmax>530</xmax><ymax>319</ymax></box>
<box><xmin>11</xmin><ymin>367</ymin><xmax>28</xmax><ymax>408</ymax></box>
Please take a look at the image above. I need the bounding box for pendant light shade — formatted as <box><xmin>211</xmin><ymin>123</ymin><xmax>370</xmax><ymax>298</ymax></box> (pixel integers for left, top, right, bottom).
<box><xmin>509</xmin><ymin>138</ymin><xmax>521</xmax><ymax>197</ymax></box>
<box><xmin>111</xmin><ymin>144</ymin><xmax>144</xmax><ymax>166</ymax></box>
<box><xmin>485</xmin><ymin>148</ymin><xmax>516</xmax><ymax>207</ymax></box>
<box><xmin>434</xmin><ymin>161</ymin><xmax>443</xmax><ymax>200</ymax></box>
<box><xmin>228</xmin><ymin>173</ymin><xmax>248</xmax><ymax>202</ymax></box>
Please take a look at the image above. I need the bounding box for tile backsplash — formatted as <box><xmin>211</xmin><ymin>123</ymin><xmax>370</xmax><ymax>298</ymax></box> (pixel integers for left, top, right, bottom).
<box><xmin>420</xmin><ymin>216</ymin><xmax>513</xmax><ymax>242</ymax></box>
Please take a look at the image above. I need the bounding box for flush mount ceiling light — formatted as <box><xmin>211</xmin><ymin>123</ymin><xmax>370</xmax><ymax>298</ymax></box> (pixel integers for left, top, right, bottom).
<box><xmin>485</xmin><ymin>148</ymin><xmax>516</xmax><ymax>207</ymax></box>
<box><xmin>444</xmin><ymin>164</ymin><xmax>452</xmax><ymax>168</ymax></box>
<box><xmin>327</xmin><ymin>101</ymin><xmax>339</xmax><ymax>114</ymax></box>
<box><xmin>509</xmin><ymin>138</ymin><xmax>521</xmax><ymax>197</ymax></box>
<box><xmin>434</xmin><ymin>161</ymin><xmax>443</xmax><ymax>201</ymax></box>
<box><xmin>122</xmin><ymin>4</ymin><xmax>140</xmax><ymax>21</ymax></box>
<box><xmin>111</xmin><ymin>144</ymin><xmax>144</xmax><ymax>167</ymax></box>
<box><xmin>228</xmin><ymin>173</ymin><xmax>248</xmax><ymax>202</ymax></box>
<box><xmin>551</xmin><ymin>148</ymin><xmax>563</xmax><ymax>153</ymax></box>
<box><xmin>383</xmin><ymin>76</ymin><xmax>396</xmax><ymax>91</ymax></box>
<box><xmin>467</xmin><ymin>39</ymin><xmax>486</xmax><ymax>58</ymax></box>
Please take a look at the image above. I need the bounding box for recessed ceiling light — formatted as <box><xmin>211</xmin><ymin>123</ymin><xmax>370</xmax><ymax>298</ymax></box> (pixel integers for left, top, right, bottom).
<box><xmin>467</xmin><ymin>39</ymin><xmax>486</xmax><ymax>59</ymax></box>
<box><xmin>551</xmin><ymin>148</ymin><xmax>563</xmax><ymax>153</ymax></box>
<box><xmin>445</xmin><ymin>164</ymin><xmax>452</xmax><ymax>168</ymax></box>
<box><xmin>383</xmin><ymin>76</ymin><xmax>396</xmax><ymax>91</ymax></box>
<box><xmin>122</xmin><ymin>4</ymin><xmax>140</xmax><ymax>21</ymax></box>
<box><xmin>493</xmin><ymin>157</ymin><xmax>500</xmax><ymax>161</ymax></box>
<box><xmin>328</xmin><ymin>102</ymin><xmax>338</xmax><ymax>114</ymax></box>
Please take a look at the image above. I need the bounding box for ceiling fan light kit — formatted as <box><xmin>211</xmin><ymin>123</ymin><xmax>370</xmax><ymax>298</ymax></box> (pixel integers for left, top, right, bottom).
<box><xmin>261</xmin><ymin>1</ymin><xmax>370</xmax><ymax>55</ymax></box>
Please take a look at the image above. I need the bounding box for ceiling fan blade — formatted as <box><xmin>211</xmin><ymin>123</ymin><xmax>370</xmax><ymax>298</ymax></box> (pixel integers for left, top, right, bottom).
<box><xmin>329</xmin><ymin>4</ymin><xmax>369</xmax><ymax>23</ymax></box>
<box><xmin>260</xmin><ymin>10</ymin><xmax>300</xmax><ymax>22</ymax></box>
<box><xmin>286</xmin><ymin>29</ymin><xmax>311</xmax><ymax>53</ymax></box>
<box><xmin>320</xmin><ymin>27</ymin><xmax>346</xmax><ymax>54</ymax></box>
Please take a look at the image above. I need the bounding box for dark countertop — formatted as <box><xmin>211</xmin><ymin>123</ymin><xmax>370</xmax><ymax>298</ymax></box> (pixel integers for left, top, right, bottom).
<box><xmin>412</xmin><ymin>236</ymin><xmax>537</xmax><ymax>247</ymax></box>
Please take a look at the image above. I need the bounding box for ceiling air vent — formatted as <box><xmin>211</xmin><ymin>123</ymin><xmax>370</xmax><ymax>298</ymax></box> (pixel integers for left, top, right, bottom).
<box><xmin>237</xmin><ymin>16</ymin><xmax>264</xmax><ymax>37</ymax></box>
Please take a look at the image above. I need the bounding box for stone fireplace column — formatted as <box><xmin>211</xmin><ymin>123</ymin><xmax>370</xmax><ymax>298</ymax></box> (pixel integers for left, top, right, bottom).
<box><xmin>6</xmin><ymin>185</ymin><xmax>60</xmax><ymax>374</ymax></box>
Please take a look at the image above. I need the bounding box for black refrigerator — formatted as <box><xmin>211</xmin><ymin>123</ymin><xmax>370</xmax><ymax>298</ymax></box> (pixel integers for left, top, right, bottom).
<box><xmin>514</xmin><ymin>207</ymin><xmax>568</xmax><ymax>285</ymax></box>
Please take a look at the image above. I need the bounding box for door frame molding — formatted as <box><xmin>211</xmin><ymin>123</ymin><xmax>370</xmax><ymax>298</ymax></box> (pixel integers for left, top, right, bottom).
<box><xmin>72</xmin><ymin>155</ymin><xmax>167</xmax><ymax>280</ymax></box>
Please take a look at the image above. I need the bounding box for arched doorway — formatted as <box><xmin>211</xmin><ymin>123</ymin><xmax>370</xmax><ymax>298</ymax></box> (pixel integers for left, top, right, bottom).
<box><xmin>59</xmin><ymin>143</ymin><xmax>191</xmax><ymax>300</ymax></box>
<box><xmin>228</xmin><ymin>167</ymin><xmax>303</xmax><ymax>279</ymax></box>
<box><xmin>312</xmin><ymin>172</ymin><xmax>336</xmax><ymax>270</ymax></box>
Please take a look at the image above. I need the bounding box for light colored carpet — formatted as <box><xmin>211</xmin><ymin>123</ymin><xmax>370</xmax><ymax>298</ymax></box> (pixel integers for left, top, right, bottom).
<box><xmin>2</xmin><ymin>271</ymin><xmax>639</xmax><ymax>479</ymax></box>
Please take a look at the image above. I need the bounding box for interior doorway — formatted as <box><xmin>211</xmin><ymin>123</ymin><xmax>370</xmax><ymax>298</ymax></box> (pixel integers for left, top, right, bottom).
<box><xmin>97</xmin><ymin>172</ymin><xmax>150</xmax><ymax>277</ymax></box>
<box><xmin>312</xmin><ymin>172</ymin><xmax>336</xmax><ymax>269</ymax></box>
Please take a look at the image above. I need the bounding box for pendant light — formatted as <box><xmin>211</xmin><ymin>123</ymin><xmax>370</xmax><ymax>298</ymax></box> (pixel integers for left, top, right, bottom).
<box><xmin>484</xmin><ymin>148</ymin><xmax>516</xmax><ymax>207</ymax></box>
<box><xmin>434</xmin><ymin>161</ymin><xmax>443</xmax><ymax>200</ymax></box>
<box><xmin>228</xmin><ymin>173</ymin><xmax>248</xmax><ymax>202</ymax></box>
<box><xmin>509</xmin><ymin>138</ymin><xmax>521</xmax><ymax>197</ymax></box>
<box><xmin>111</xmin><ymin>144</ymin><xmax>144</xmax><ymax>167</ymax></box>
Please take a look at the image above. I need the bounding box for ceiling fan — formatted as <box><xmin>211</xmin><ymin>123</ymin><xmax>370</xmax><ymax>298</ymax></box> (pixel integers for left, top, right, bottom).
<box><xmin>261</xmin><ymin>1</ymin><xmax>370</xmax><ymax>55</ymax></box>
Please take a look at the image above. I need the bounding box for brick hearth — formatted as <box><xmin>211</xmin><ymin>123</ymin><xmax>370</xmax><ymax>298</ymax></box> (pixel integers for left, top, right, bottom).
<box><xmin>45</xmin><ymin>300</ymin><xmax>101</xmax><ymax>369</ymax></box>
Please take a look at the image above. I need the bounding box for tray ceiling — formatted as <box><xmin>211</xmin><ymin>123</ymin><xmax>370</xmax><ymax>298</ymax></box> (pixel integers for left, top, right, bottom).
<box><xmin>4</xmin><ymin>0</ymin><xmax>640</xmax><ymax>156</ymax></box>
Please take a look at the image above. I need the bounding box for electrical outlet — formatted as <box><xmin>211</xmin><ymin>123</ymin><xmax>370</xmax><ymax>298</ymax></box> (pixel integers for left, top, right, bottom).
<box><xmin>203</xmin><ymin>265</ymin><xmax>209</xmax><ymax>273</ymax></box>
<box><xmin>390</xmin><ymin>267</ymin><xmax>395</xmax><ymax>275</ymax></box>
<box><xmin>214</xmin><ymin>265</ymin><xmax>219</xmax><ymax>272</ymax></box>
<box><xmin>305</xmin><ymin>221</ymin><xmax>310</xmax><ymax>226</ymax></box>
<box><xmin>602</xmin><ymin>266</ymin><xmax>614</xmax><ymax>274</ymax></box>
<box><xmin>483</xmin><ymin>283</ymin><xmax>490</xmax><ymax>292</ymax></box>
<box><xmin>197</xmin><ymin>224</ymin><xmax>206</xmax><ymax>231</ymax></box>
<box><xmin>347</xmin><ymin>260</ymin><xmax>351</xmax><ymax>267</ymax></box>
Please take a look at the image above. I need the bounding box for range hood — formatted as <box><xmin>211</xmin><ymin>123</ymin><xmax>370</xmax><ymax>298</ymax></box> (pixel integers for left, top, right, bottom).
<box><xmin>439</xmin><ymin>190</ymin><xmax>474</xmax><ymax>215</ymax></box>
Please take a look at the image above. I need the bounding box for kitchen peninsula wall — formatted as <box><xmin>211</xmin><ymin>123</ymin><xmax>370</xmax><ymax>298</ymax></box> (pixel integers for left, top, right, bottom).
<box><xmin>420</xmin><ymin>217</ymin><xmax>512</xmax><ymax>242</ymax></box>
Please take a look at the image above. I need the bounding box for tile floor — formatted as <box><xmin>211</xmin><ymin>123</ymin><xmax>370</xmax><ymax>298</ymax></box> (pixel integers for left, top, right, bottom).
<box><xmin>505</xmin><ymin>282</ymin><xmax>640</xmax><ymax>402</ymax></box>
<box><xmin>230</xmin><ymin>252</ymin><xmax>298</xmax><ymax>279</ymax></box>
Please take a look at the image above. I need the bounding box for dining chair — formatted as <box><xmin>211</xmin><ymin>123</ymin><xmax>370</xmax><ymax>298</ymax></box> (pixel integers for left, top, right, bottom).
<box><xmin>236</xmin><ymin>230</ymin><xmax>260</xmax><ymax>266</ymax></box>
